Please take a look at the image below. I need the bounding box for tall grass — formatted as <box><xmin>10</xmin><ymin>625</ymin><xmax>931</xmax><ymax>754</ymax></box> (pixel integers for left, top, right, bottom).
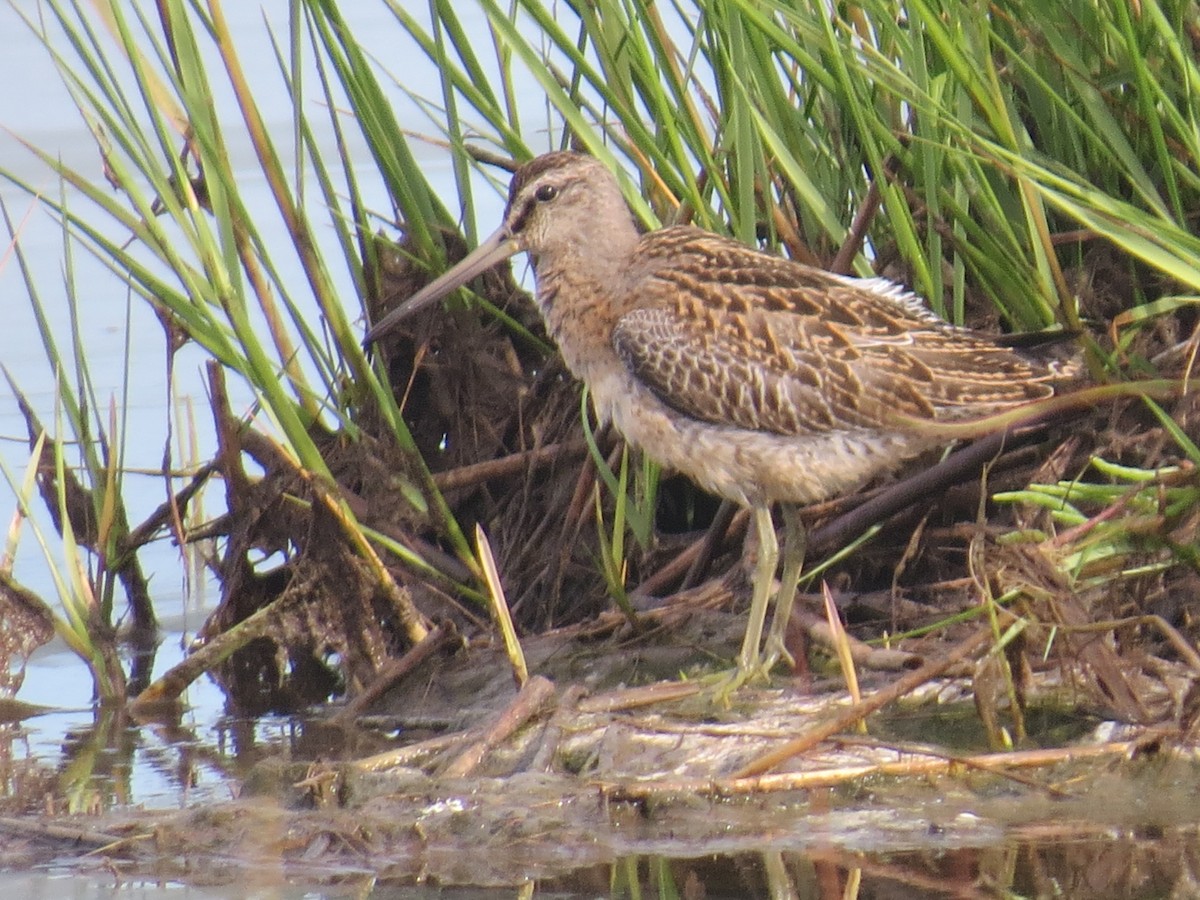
<box><xmin>2</xmin><ymin>0</ymin><xmax>1197</xmax><ymax>701</ymax></box>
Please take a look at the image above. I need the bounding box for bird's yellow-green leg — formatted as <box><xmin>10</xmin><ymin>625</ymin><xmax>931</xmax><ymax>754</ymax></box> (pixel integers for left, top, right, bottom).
<box><xmin>736</xmin><ymin>504</ymin><xmax>778</xmax><ymax>676</ymax></box>
<box><xmin>707</xmin><ymin>504</ymin><xmax>795</xmax><ymax>703</ymax></box>
<box><xmin>697</xmin><ymin>504</ymin><xmax>780</xmax><ymax>703</ymax></box>
<box><xmin>761</xmin><ymin>504</ymin><xmax>806</xmax><ymax>671</ymax></box>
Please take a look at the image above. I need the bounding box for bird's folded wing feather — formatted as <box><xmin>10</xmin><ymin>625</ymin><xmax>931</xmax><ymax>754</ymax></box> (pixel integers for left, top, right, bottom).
<box><xmin>612</xmin><ymin>243</ymin><xmax>1056</xmax><ymax>437</ymax></box>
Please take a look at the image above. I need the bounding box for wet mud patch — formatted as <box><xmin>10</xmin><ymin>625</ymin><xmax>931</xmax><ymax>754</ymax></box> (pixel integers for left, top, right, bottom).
<box><xmin>3</xmin><ymin>662</ymin><xmax>1200</xmax><ymax>895</ymax></box>
<box><xmin>6</xmin><ymin>603</ymin><xmax>1200</xmax><ymax>892</ymax></box>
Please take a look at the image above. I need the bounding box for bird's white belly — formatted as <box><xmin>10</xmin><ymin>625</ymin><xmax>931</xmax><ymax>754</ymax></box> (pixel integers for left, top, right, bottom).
<box><xmin>587</xmin><ymin>369</ymin><xmax>925</xmax><ymax>508</ymax></box>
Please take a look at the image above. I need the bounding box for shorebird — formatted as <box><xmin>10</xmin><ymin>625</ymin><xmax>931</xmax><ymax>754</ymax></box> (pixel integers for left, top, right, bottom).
<box><xmin>365</xmin><ymin>151</ymin><xmax>1075</xmax><ymax>689</ymax></box>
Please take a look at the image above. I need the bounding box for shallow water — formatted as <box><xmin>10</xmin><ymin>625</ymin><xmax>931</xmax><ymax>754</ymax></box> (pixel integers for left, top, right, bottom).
<box><xmin>0</xmin><ymin>0</ymin><xmax>452</xmax><ymax>806</ymax></box>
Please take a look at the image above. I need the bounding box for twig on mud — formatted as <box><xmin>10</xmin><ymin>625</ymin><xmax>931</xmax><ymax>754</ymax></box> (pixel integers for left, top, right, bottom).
<box><xmin>354</xmin><ymin>730</ymin><xmax>467</xmax><ymax>773</ymax></box>
<box><xmin>832</xmin><ymin>734</ymin><xmax>1070</xmax><ymax>796</ymax></box>
<box><xmin>440</xmin><ymin>674</ymin><xmax>558</xmax><ymax>778</ymax></box>
<box><xmin>331</xmin><ymin>621</ymin><xmax>458</xmax><ymax>726</ymax></box>
<box><xmin>733</xmin><ymin>627</ymin><xmax>992</xmax><ymax>778</ymax></box>
<box><xmin>600</xmin><ymin>739</ymin><xmax>1145</xmax><ymax>800</ymax></box>
<box><xmin>0</xmin><ymin>815</ymin><xmax>131</xmax><ymax>850</ymax></box>
<box><xmin>576</xmin><ymin>679</ymin><xmax>705</xmax><ymax>714</ymax></box>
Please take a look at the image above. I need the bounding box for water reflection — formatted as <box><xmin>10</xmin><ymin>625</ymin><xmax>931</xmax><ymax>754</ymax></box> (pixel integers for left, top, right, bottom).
<box><xmin>2</xmin><ymin>694</ymin><xmax>1200</xmax><ymax>897</ymax></box>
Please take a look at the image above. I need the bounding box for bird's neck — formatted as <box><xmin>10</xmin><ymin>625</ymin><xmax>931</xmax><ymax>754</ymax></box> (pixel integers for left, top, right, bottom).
<box><xmin>530</xmin><ymin>224</ymin><xmax>640</xmax><ymax>382</ymax></box>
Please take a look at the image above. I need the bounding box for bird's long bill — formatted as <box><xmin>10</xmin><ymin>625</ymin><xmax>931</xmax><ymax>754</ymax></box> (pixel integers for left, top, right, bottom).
<box><xmin>363</xmin><ymin>226</ymin><xmax>521</xmax><ymax>345</ymax></box>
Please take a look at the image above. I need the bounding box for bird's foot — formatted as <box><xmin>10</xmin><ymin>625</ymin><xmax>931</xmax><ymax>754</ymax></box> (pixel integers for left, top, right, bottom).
<box><xmin>760</xmin><ymin>632</ymin><xmax>796</xmax><ymax>673</ymax></box>
<box><xmin>704</xmin><ymin>666</ymin><xmax>754</xmax><ymax>708</ymax></box>
<box><xmin>701</xmin><ymin>654</ymin><xmax>781</xmax><ymax>707</ymax></box>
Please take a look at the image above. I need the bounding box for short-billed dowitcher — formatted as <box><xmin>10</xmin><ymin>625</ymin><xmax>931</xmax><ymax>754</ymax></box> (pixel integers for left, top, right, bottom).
<box><xmin>365</xmin><ymin>151</ymin><xmax>1075</xmax><ymax>688</ymax></box>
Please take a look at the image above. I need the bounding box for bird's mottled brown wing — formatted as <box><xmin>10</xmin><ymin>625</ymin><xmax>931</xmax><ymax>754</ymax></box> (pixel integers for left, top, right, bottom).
<box><xmin>611</xmin><ymin>228</ymin><xmax>1060</xmax><ymax>437</ymax></box>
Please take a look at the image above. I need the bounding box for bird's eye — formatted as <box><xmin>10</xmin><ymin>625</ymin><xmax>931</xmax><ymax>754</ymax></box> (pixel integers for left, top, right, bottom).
<box><xmin>535</xmin><ymin>184</ymin><xmax>558</xmax><ymax>203</ymax></box>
